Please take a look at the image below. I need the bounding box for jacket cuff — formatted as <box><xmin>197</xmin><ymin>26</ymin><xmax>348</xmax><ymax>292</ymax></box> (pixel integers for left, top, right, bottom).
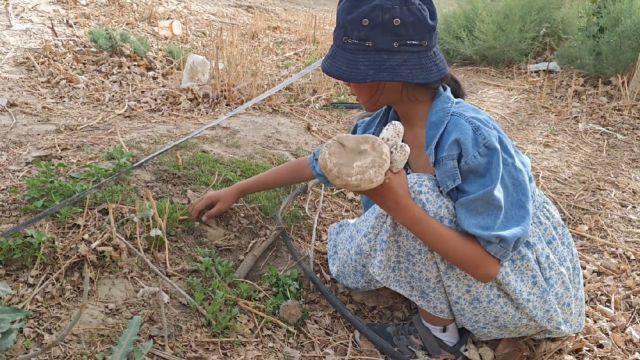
<box><xmin>307</xmin><ymin>149</ymin><xmax>334</xmax><ymax>187</ymax></box>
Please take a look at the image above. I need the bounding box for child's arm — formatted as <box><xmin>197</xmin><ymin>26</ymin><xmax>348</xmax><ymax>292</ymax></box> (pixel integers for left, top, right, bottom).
<box><xmin>188</xmin><ymin>157</ymin><xmax>315</xmax><ymax>222</ymax></box>
<box><xmin>363</xmin><ymin>171</ymin><xmax>501</xmax><ymax>283</ymax></box>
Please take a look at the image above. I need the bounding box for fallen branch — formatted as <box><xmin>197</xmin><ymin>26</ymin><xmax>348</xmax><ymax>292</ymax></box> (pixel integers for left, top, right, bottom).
<box><xmin>113</xmin><ymin>232</ymin><xmax>213</xmax><ymax>324</ymax></box>
<box><xmin>235</xmin><ymin>229</ymin><xmax>283</xmax><ymax>279</ymax></box>
<box><xmin>15</xmin><ymin>262</ymin><xmax>90</xmax><ymax>360</ymax></box>
<box><xmin>234</xmin><ymin>181</ymin><xmax>319</xmax><ymax>279</ymax></box>
<box><xmin>21</xmin><ymin>256</ymin><xmax>81</xmax><ymax>308</ymax></box>
<box><xmin>236</xmin><ymin>300</ymin><xmax>296</xmax><ymax>333</ymax></box>
<box><xmin>1</xmin><ymin>102</ymin><xmax>17</xmax><ymax>134</ymax></box>
<box><xmin>308</xmin><ymin>184</ymin><xmax>325</xmax><ymax>279</ymax></box>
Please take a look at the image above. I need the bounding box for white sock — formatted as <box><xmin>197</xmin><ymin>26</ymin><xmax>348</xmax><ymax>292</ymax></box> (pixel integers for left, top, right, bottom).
<box><xmin>420</xmin><ymin>317</ymin><xmax>460</xmax><ymax>347</ymax></box>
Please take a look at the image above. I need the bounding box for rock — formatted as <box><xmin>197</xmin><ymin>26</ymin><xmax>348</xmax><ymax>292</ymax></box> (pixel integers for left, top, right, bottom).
<box><xmin>279</xmin><ymin>300</ymin><xmax>303</xmax><ymax>325</ymax></box>
<box><xmin>479</xmin><ymin>345</ymin><xmax>495</xmax><ymax>360</ymax></box>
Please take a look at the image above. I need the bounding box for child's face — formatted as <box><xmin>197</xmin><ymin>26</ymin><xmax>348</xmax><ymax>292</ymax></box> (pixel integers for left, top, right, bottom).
<box><xmin>347</xmin><ymin>82</ymin><xmax>402</xmax><ymax>112</ymax></box>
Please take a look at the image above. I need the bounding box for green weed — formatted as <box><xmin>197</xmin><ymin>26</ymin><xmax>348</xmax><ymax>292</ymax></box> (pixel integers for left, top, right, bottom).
<box><xmin>155</xmin><ymin>199</ymin><xmax>194</xmax><ymax>236</ymax></box>
<box><xmin>0</xmin><ymin>284</ymin><xmax>31</xmax><ymax>353</ymax></box>
<box><xmin>187</xmin><ymin>249</ymin><xmax>256</xmax><ymax>336</ymax></box>
<box><xmin>161</xmin><ymin>149</ymin><xmax>299</xmax><ymax>220</ymax></box>
<box><xmin>165</xmin><ymin>44</ymin><xmax>191</xmax><ymax>67</ymax></box>
<box><xmin>23</xmin><ymin>146</ymin><xmax>135</xmax><ymax>223</ymax></box>
<box><xmin>0</xmin><ymin>230</ymin><xmax>49</xmax><ymax>268</ymax></box>
<box><xmin>88</xmin><ymin>27</ymin><xmax>150</xmax><ymax>58</ymax></box>
<box><xmin>262</xmin><ymin>266</ymin><xmax>304</xmax><ymax>316</ymax></box>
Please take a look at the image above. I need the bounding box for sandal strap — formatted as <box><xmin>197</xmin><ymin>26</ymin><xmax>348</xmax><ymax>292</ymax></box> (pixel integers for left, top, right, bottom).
<box><xmin>411</xmin><ymin>315</ymin><xmax>469</xmax><ymax>358</ymax></box>
<box><xmin>411</xmin><ymin>315</ymin><xmax>443</xmax><ymax>356</ymax></box>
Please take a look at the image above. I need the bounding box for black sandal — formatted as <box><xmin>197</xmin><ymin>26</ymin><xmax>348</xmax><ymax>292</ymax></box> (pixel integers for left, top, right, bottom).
<box><xmin>367</xmin><ymin>315</ymin><xmax>471</xmax><ymax>359</ymax></box>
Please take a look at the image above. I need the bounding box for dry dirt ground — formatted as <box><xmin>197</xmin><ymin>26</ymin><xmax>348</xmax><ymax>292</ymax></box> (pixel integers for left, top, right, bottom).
<box><xmin>1</xmin><ymin>1</ymin><xmax>639</xmax><ymax>360</ymax></box>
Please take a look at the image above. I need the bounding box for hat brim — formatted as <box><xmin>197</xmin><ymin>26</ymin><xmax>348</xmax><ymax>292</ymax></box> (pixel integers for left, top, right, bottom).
<box><xmin>321</xmin><ymin>45</ymin><xmax>449</xmax><ymax>84</ymax></box>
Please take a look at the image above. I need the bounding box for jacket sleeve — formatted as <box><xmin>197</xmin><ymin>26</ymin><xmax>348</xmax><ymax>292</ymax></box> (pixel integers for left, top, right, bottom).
<box><xmin>452</xmin><ymin>135</ymin><xmax>533</xmax><ymax>262</ymax></box>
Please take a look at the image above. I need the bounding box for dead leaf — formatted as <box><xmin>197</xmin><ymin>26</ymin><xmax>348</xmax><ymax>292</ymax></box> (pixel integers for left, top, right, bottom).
<box><xmin>479</xmin><ymin>345</ymin><xmax>495</xmax><ymax>360</ymax></box>
<box><xmin>463</xmin><ymin>341</ymin><xmax>482</xmax><ymax>360</ymax></box>
<box><xmin>611</xmin><ymin>333</ymin><xmax>627</xmax><ymax>347</ymax></box>
<box><xmin>494</xmin><ymin>338</ymin><xmax>529</xmax><ymax>360</ymax></box>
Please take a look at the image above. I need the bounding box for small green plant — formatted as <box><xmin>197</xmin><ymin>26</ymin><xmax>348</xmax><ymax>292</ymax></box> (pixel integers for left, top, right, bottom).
<box><xmin>160</xmin><ymin>148</ymin><xmax>299</xmax><ymax>220</ymax></box>
<box><xmin>188</xmin><ymin>249</ymin><xmax>256</xmax><ymax>336</ymax></box>
<box><xmin>107</xmin><ymin>316</ymin><xmax>153</xmax><ymax>360</ymax></box>
<box><xmin>156</xmin><ymin>199</ymin><xmax>192</xmax><ymax>236</ymax></box>
<box><xmin>0</xmin><ymin>283</ymin><xmax>30</xmax><ymax>353</ymax></box>
<box><xmin>104</xmin><ymin>145</ymin><xmax>134</xmax><ymax>171</ymax></box>
<box><xmin>165</xmin><ymin>44</ymin><xmax>191</xmax><ymax>66</ymax></box>
<box><xmin>89</xmin><ymin>27</ymin><xmax>150</xmax><ymax>58</ymax></box>
<box><xmin>0</xmin><ymin>230</ymin><xmax>49</xmax><ymax>268</ymax></box>
<box><xmin>23</xmin><ymin>146</ymin><xmax>135</xmax><ymax>222</ymax></box>
<box><xmin>556</xmin><ymin>0</ymin><xmax>640</xmax><ymax>77</ymax></box>
<box><xmin>262</xmin><ymin>266</ymin><xmax>303</xmax><ymax>316</ymax></box>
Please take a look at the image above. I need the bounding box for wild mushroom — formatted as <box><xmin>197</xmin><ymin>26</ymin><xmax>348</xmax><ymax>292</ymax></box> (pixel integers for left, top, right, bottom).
<box><xmin>319</xmin><ymin>121</ymin><xmax>410</xmax><ymax>192</ymax></box>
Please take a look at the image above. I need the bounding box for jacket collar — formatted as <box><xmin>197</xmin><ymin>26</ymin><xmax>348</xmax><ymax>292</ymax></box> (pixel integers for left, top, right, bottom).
<box><xmin>388</xmin><ymin>85</ymin><xmax>455</xmax><ymax>160</ymax></box>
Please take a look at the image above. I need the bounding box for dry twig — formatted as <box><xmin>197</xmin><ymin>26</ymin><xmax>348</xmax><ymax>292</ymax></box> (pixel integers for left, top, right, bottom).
<box><xmin>15</xmin><ymin>262</ymin><xmax>90</xmax><ymax>360</ymax></box>
<box><xmin>113</xmin><ymin>232</ymin><xmax>212</xmax><ymax>323</ymax></box>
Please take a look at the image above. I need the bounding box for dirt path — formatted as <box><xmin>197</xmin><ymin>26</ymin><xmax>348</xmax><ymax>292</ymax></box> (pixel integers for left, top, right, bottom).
<box><xmin>1</xmin><ymin>1</ymin><xmax>639</xmax><ymax>359</ymax></box>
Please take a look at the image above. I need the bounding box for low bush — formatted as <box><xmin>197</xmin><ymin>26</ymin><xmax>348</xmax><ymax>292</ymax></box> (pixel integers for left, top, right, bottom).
<box><xmin>556</xmin><ymin>0</ymin><xmax>640</xmax><ymax>77</ymax></box>
<box><xmin>439</xmin><ymin>0</ymin><xmax>575</xmax><ymax>67</ymax></box>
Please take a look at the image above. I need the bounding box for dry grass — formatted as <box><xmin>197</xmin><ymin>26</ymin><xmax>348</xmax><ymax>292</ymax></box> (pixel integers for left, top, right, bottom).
<box><xmin>0</xmin><ymin>0</ymin><xmax>639</xmax><ymax>359</ymax></box>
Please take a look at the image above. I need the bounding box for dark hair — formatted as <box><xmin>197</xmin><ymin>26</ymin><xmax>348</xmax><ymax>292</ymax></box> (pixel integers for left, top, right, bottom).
<box><xmin>425</xmin><ymin>72</ymin><xmax>466</xmax><ymax>100</ymax></box>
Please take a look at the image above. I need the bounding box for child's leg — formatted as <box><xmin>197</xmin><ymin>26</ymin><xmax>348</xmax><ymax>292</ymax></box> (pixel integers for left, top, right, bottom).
<box><xmin>327</xmin><ymin>174</ymin><xmax>468</xmax><ymax>355</ymax></box>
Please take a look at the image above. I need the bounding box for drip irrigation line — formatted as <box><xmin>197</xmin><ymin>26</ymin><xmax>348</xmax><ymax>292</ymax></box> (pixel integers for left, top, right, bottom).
<box><xmin>1</xmin><ymin>59</ymin><xmax>323</xmax><ymax>239</ymax></box>
<box><xmin>277</xmin><ymin>182</ymin><xmax>408</xmax><ymax>360</ymax></box>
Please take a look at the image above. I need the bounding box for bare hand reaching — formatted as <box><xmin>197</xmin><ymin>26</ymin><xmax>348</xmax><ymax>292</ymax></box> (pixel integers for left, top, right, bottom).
<box><xmin>188</xmin><ymin>186</ymin><xmax>242</xmax><ymax>223</ymax></box>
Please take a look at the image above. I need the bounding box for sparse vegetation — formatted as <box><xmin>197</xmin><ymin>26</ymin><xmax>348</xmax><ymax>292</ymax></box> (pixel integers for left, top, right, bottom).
<box><xmin>188</xmin><ymin>249</ymin><xmax>256</xmax><ymax>336</ymax></box>
<box><xmin>263</xmin><ymin>266</ymin><xmax>304</xmax><ymax>317</ymax></box>
<box><xmin>89</xmin><ymin>27</ymin><xmax>150</xmax><ymax>58</ymax></box>
<box><xmin>160</xmin><ymin>148</ymin><xmax>298</xmax><ymax>219</ymax></box>
<box><xmin>23</xmin><ymin>146</ymin><xmax>135</xmax><ymax>223</ymax></box>
<box><xmin>156</xmin><ymin>199</ymin><xmax>193</xmax><ymax>236</ymax></box>
<box><xmin>165</xmin><ymin>44</ymin><xmax>191</xmax><ymax>67</ymax></box>
<box><xmin>105</xmin><ymin>316</ymin><xmax>153</xmax><ymax>360</ymax></box>
<box><xmin>0</xmin><ymin>284</ymin><xmax>30</xmax><ymax>353</ymax></box>
<box><xmin>0</xmin><ymin>230</ymin><xmax>49</xmax><ymax>268</ymax></box>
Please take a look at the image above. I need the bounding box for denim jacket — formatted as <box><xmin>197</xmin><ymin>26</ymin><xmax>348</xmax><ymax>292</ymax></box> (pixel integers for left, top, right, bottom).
<box><xmin>307</xmin><ymin>85</ymin><xmax>536</xmax><ymax>261</ymax></box>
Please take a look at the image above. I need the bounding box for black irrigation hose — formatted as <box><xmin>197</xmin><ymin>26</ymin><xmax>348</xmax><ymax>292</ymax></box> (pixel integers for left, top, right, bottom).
<box><xmin>0</xmin><ymin>59</ymin><xmax>324</xmax><ymax>239</ymax></box>
<box><xmin>277</xmin><ymin>183</ymin><xmax>409</xmax><ymax>360</ymax></box>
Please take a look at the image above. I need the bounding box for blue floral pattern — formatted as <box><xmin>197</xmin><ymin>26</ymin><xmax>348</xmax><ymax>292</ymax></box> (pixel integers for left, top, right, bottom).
<box><xmin>327</xmin><ymin>174</ymin><xmax>585</xmax><ymax>340</ymax></box>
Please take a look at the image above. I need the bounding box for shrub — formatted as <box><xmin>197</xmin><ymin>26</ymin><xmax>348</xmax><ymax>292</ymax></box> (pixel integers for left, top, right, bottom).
<box><xmin>88</xmin><ymin>27</ymin><xmax>150</xmax><ymax>58</ymax></box>
<box><xmin>556</xmin><ymin>0</ymin><xmax>640</xmax><ymax>77</ymax></box>
<box><xmin>439</xmin><ymin>0</ymin><xmax>576</xmax><ymax>67</ymax></box>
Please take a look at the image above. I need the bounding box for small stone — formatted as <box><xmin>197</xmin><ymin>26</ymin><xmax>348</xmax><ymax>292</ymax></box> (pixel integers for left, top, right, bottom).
<box><xmin>279</xmin><ymin>299</ymin><xmax>303</xmax><ymax>325</ymax></box>
<box><xmin>283</xmin><ymin>347</ymin><xmax>301</xmax><ymax>360</ymax></box>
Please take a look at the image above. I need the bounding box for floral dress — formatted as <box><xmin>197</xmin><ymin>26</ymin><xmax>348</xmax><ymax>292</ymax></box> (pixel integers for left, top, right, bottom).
<box><xmin>326</xmin><ymin>173</ymin><xmax>585</xmax><ymax>340</ymax></box>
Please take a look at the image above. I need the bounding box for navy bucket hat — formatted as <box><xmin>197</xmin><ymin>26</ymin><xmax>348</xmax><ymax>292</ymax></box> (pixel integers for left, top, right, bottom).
<box><xmin>321</xmin><ymin>0</ymin><xmax>449</xmax><ymax>84</ymax></box>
